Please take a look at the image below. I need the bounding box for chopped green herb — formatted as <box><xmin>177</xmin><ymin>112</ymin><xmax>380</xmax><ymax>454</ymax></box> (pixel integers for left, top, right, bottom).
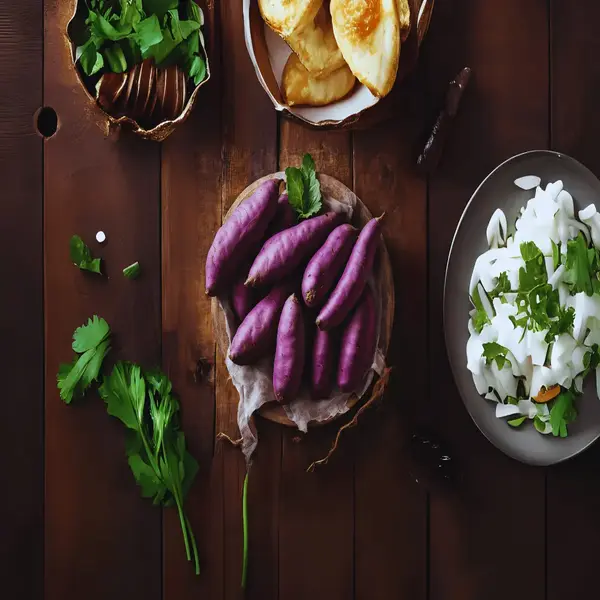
<box><xmin>471</xmin><ymin>284</ymin><xmax>490</xmax><ymax>333</ymax></box>
<box><xmin>482</xmin><ymin>342</ymin><xmax>512</xmax><ymax>370</ymax></box>
<box><xmin>70</xmin><ymin>235</ymin><xmax>102</xmax><ymax>274</ymax></box>
<box><xmin>551</xmin><ymin>240</ymin><xmax>561</xmax><ymax>270</ymax></box>
<box><xmin>489</xmin><ymin>271</ymin><xmax>511</xmax><ymax>298</ymax></box>
<box><xmin>563</xmin><ymin>234</ymin><xmax>594</xmax><ymax>295</ymax></box>
<box><xmin>507</xmin><ymin>416</ymin><xmax>527</xmax><ymax>427</ymax></box>
<box><xmin>285</xmin><ymin>153</ymin><xmax>322</xmax><ymax>220</ymax></box>
<box><xmin>549</xmin><ymin>389</ymin><xmax>577</xmax><ymax>437</ymax></box>
<box><xmin>123</xmin><ymin>261</ymin><xmax>141</xmax><ymax>279</ymax></box>
<box><xmin>57</xmin><ymin>316</ymin><xmax>111</xmax><ymax>404</ymax></box>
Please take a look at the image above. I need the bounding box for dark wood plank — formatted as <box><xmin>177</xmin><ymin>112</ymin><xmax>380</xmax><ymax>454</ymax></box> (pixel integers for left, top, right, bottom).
<box><xmin>0</xmin><ymin>1</ymin><xmax>43</xmax><ymax>598</ymax></box>
<box><xmin>352</xmin><ymin>75</ymin><xmax>428</xmax><ymax>599</ymax></box>
<box><xmin>424</xmin><ymin>1</ymin><xmax>549</xmax><ymax>598</ymax></box>
<box><xmin>161</xmin><ymin>0</ymin><xmax>224</xmax><ymax>596</ymax></box>
<box><xmin>277</xmin><ymin>125</ymin><xmax>354</xmax><ymax>600</ymax></box>
<box><xmin>218</xmin><ymin>2</ymin><xmax>279</xmax><ymax>599</ymax></box>
<box><xmin>548</xmin><ymin>3</ymin><xmax>600</xmax><ymax>598</ymax></box>
<box><xmin>44</xmin><ymin>1</ymin><xmax>162</xmax><ymax>598</ymax></box>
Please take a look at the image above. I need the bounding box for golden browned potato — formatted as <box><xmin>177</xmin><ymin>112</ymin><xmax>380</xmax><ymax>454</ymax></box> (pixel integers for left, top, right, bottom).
<box><xmin>286</xmin><ymin>3</ymin><xmax>346</xmax><ymax>77</ymax></box>
<box><xmin>397</xmin><ymin>0</ymin><xmax>411</xmax><ymax>41</ymax></box>
<box><xmin>330</xmin><ymin>0</ymin><xmax>400</xmax><ymax>98</ymax></box>
<box><xmin>282</xmin><ymin>52</ymin><xmax>356</xmax><ymax>106</ymax></box>
<box><xmin>259</xmin><ymin>0</ymin><xmax>323</xmax><ymax>37</ymax></box>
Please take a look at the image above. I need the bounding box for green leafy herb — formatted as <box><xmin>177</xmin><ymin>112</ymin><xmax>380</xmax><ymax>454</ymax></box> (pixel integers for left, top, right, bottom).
<box><xmin>285</xmin><ymin>153</ymin><xmax>323</xmax><ymax>219</ymax></box>
<box><xmin>549</xmin><ymin>389</ymin><xmax>577</xmax><ymax>438</ymax></box>
<box><xmin>482</xmin><ymin>342</ymin><xmax>512</xmax><ymax>370</ymax></box>
<box><xmin>489</xmin><ymin>272</ymin><xmax>511</xmax><ymax>298</ymax></box>
<box><xmin>551</xmin><ymin>240</ymin><xmax>561</xmax><ymax>270</ymax></box>
<box><xmin>471</xmin><ymin>284</ymin><xmax>491</xmax><ymax>334</ymax></box>
<box><xmin>70</xmin><ymin>235</ymin><xmax>102</xmax><ymax>274</ymax></box>
<box><xmin>99</xmin><ymin>362</ymin><xmax>200</xmax><ymax>574</ymax></box>
<box><xmin>564</xmin><ymin>234</ymin><xmax>594</xmax><ymax>295</ymax></box>
<box><xmin>507</xmin><ymin>416</ymin><xmax>527</xmax><ymax>428</ymax></box>
<box><xmin>76</xmin><ymin>0</ymin><xmax>208</xmax><ymax>88</ymax></box>
<box><xmin>57</xmin><ymin>316</ymin><xmax>111</xmax><ymax>404</ymax></box>
<box><xmin>123</xmin><ymin>261</ymin><xmax>141</xmax><ymax>279</ymax></box>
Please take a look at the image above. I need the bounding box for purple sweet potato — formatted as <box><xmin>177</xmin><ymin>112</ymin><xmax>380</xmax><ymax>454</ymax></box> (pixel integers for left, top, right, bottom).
<box><xmin>231</xmin><ymin>267</ymin><xmax>256</xmax><ymax>323</ymax></box>
<box><xmin>246</xmin><ymin>211</ymin><xmax>343</xmax><ymax>288</ymax></box>
<box><xmin>205</xmin><ymin>179</ymin><xmax>280</xmax><ymax>296</ymax></box>
<box><xmin>310</xmin><ymin>327</ymin><xmax>337</xmax><ymax>400</ymax></box>
<box><xmin>265</xmin><ymin>193</ymin><xmax>297</xmax><ymax>238</ymax></box>
<box><xmin>302</xmin><ymin>224</ymin><xmax>358</xmax><ymax>308</ymax></box>
<box><xmin>273</xmin><ymin>294</ymin><xmax>305</xmax><ymax>403</ymax></box>
<box><xmin>229</xmin><ymin>279</ymin><xmax>296</xmax><ymax>365</ymax></box>
<box><xmin>338</xmin><ymin>285</ymin><xmax>377</xmax><ymax>393</ymax></box>
<box><xmin>317</xmin><ymin>215</ymin><xmax>383</xmax><ymax>330</ymax></box>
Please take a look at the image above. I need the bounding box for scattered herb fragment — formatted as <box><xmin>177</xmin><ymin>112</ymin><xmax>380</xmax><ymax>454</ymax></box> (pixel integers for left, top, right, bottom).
<box><xmin>57</xmin><ymin>316</ymin><xmax>111</xmax><ymax>404</ymax></box>
<box><xmin>482</xmin><ymin>341</ymin><xmax>512</xmax><ymax>370</ymax></box>
<box><xmin>507</xmin><ymin>416</ymin><xmax>527</xmax><ymax>428</ymax></box>
<box><xmin>285</xmin><ymin>153</ymin><xmax>322</xmax><ymax>220</ymax></box>
<box><xmin>549</xmin><ymin>388</ymin><xmax>577</xmax><ymax>438</ymax></box>
<box><xmin>70</xmin><ymin>234</ymin><xmax>102</xmax><ymax>274</ymax></box>
<box><xmin>123</xmin><ymin>261</ymin><xmax>141</xmax><ymax>279</ymax></box>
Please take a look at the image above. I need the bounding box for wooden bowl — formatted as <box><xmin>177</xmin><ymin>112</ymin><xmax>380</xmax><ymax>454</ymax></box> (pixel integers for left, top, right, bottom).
<box><xmin>211</xmin><ymin>173</ymin><xmax>395</xmax><ymax>426</ymax></box>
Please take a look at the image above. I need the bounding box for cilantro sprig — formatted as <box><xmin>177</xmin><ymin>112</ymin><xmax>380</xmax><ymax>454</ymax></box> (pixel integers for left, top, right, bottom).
<box><xmin>57</xmin><ymin>316</ymin><xmax>111</xmax><ymax>403</ymax></box>
<box><xmin>76</xmin><ymin>0</ymin><xmax>207</xmax><ymax>86</ymax></box>
<box><xmin>549</xmin><ymin>388</ymin><xmax>577</xmax><ymax>438</ymax></box>
<box><xmin>100</xmin><ymin>362</ymin><xmax>200</xmax><ymax>573</ymax></box>
<box><xmin>285</xmin><ymin>153</ymin><xmax>323</xmax><ymax>220</ymax></box>
<box><xmin>482</xmin><ymin>341</ymin><xmax>511</xmax><ymax>370</ymax></box>
<box><xmin>70</xmin><ymin>234</ymin><xmax>102</xmax><ymax>274</ymax></box>
<box><xmin>563</xmin><ymin>233</ymin><xmax>600</xmax><ymax>296</ymax></box>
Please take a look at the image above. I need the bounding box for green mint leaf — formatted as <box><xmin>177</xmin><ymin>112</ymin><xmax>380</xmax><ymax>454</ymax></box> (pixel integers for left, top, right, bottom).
<box><xmin>508</xmin><ymin>416</ymin><xmax>527</xmax><ymax>427</ymax></box>
<box><xmin>78</xmin><ymin>41</ymin><xmax>105</xmax><ymax>76</ymax></box>
<box><xmin>482</xmin><ymin>342</ymin><xmax>512</xmax><ymax>370</ymax></box>
<box><xmin>123</xmin><ymin>261</ymin><xmax>141</xmax><ymax>279</ymax></box>
<box><xmin>99</xmin><ymin>362</ymin><xmax>146</xmax><ymax>431</ymax></box>
<box><xmin>70</xmin><ymin>235</ymin><xmax>102</xmax><ymax>274</ymax></box>
<box><xmin>72</xmin><ymin>315</ymin><xmax>110</xmax><ymax>353</ymax></box>
<box><xmin>142</xmin><ymin>0</ymin><xmax>179</xmax><ymax>20</ymax></box>
<box><xmin>285</xmin><ymin>167</ymin><xmax>306</xmax><ymax>216</ymax></box>
<box><xmin>188</xmin><ymin>55</ymin><xmax>206</xmax><ymax>85</ymax></box>
<box><xmin>92</xmin><ymin>12</ymin><xmax>133</xmax><ymax>41</ymax></box>
<box><xmin>178</xmin><ymin>19</ymin><xmax>201</xmax><ymax>40</ymax></box>
<box><xmin>285</xmin><ymin>154</ymin><xmax>322</xmax><ymax>219</ymax></box>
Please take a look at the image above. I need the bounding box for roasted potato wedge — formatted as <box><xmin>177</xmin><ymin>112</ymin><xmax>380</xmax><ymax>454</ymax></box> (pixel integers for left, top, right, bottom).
<box><xmin>282</xmin><ymin>52</ymin><xmax>356</xmax><ymax>106</ymax></box>
<box><xmin>286</xmin><ymin>3</ymin><xmax>346</xmax><ymax>77</ymax></box>
<box><xmin>259</xmin><ymin>0</ymin><xmax>323</xmax><ymax>37</ymax></box>
<box><xmin>330</xmin><ymin>0</ymin><xmax>400</xmax><ymax>98</ymax></box>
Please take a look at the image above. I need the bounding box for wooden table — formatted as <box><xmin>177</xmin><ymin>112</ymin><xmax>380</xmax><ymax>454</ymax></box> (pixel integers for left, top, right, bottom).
<box><xmin>5</xmin><ymin>1</ymin><xmax>600</xmax><ymax>599</ymax></box>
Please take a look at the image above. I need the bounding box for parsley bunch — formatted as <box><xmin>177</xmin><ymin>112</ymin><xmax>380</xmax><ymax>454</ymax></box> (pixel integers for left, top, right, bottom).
<box><xmin>285</xmin><ymin>153</ymin><xmax>323</xmax><ymax>220</ymax></box>
<box><xmin>100</xmin><ymin>363</ymin><xmax>200</xmax><ymax>573</ymax></box>
<box><xmin>76</xmin><ymin>0</ymin><xmax>207</xmax><ymax>86</ymax></box>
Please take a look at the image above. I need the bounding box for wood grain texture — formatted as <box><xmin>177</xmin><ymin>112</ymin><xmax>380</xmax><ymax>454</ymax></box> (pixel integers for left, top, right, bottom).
<box><xmin>547</xmin><ymin>2</ymin><xmax>600</xmax><ymax>598</ymax></box>
<box><xmin>352</xmin><ymin>71</ymin><xmax>428</xmax><ymax>600</ymax></box>
<box><xmin>219</xmin><ymin>1</ymin><xmax>279</xmax><ymax>599</ymax></box>
<box><xmin>161</xmin><ymin>0</ymin><xmax>224</xmax><ymax>597</ymax></box>
<box><xmin>44</xmin><ymin>1</ymin><xmax>162</xmax><ymax>599</ymax></box>
<box><xmin>0</xmin><ymin>1</ymin><xmax>43</xmax><ymax>599</ymax></box>
<box><xmin>277</xmin><ymin>124</ymin><xmax>354</xmax><ymax>600</ymax></box>
<box><xmin>423</xmin><ymin>1</ymin><xmax>549</xmax><ymax>599</ymax></box>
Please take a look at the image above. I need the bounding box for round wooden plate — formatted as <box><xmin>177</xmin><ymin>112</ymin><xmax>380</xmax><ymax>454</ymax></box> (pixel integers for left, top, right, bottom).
<box><xmin>211</xmin><ymin>173</ymin><xmax>395</xmax><ymax>426</ymax></box>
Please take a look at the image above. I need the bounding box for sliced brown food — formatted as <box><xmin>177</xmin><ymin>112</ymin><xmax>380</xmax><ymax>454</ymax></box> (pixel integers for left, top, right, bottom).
<box><xmin>160</xmin><ymin>65</ymin><xmax>186</xmax><ymax>121</ymax></box>
<box><xmin>132</xmin><ymin>59</ymin><xmax>156</xmax><ymax>122</ymax></box>
<box><xmin>96</xmin><ymin>71</ymin><xmax>128</xmax><ymax>113</ymax></box>
<box><xmin>118</xmin><ymin>62</ymin><xmax>141</xmax><ymax>115</ymax></box>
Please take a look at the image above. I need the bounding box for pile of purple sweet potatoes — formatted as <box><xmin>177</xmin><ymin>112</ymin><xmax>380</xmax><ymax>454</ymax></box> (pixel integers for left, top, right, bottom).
<box><xmin>206</xmin><ymin>179</ymin><xmax>383</xmax><ymax>404</ymax></box>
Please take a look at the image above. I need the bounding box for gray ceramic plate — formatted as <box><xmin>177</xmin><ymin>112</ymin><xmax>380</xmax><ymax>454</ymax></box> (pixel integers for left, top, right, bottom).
<box><xmin>445</xmin><ymin>150</ymin><xmax>600</xmax><ymax>466</ymax></box>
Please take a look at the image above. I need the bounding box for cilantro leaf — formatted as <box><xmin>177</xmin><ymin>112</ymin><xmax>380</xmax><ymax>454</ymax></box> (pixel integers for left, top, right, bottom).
<box><xmin>285</xmin><ymin>153</ymin><xmax>322</xmax><ymax>219</ymax></box>
<box><xmin>482</xmin><ymin>342</ymin><xmax>512</xmax><ymax>370</ymax></box>
<box><xmin>133</xmin><ymin>14</ymin><xmax>163</xmax><ymax>53</ymax></box>
<box><xmin>57</xmin><ymin>350</ymin><xmax>96</xmax><ymax>404</ymax></box>
<box><xmin>564</xmin><ymin>234</ymin><xmax>593</xmax><ymax>295</ymax></box>
<box><xmin>518</xmin><ymin>241</ymin><xmax>546</xmax><ymax>292</ymax></box>
<box><xmin>508</xmin><ymin>416</ymin><xmax>527</xmax><ymax>427</ymax></box>
<box><xmin>489</xmin><ymin>271</ymin><xmax>511</xmax><ymax>299</ymax></box>
<box><xmin>123</xmin><ymin>261</ymin><xmax>141</xmax><ymax>279</ymax></box>
<box><xmin>549</xmin><ymin>389</ymin><xmax>577</xmax><ymax>438</ymax></box>
<box><xmin>99</xmin><ymin>362</ymin><xmax>146</xmax><ymax>431</ymax></box>
<box><xmin>143</xmin><ymin>0</ymin><xmax>179</xmax><ymax>20</ymax></box>
<box><xmin>72</xmin><ymin>315</ymin><xmax>110</xmax><ymax>352</ymax></box>
<box><xmin>70</xmin><ymin>235</ymin><xmax>102</xmax><ymax>274</ymax></box>
<box><xmin>551</xmin><ymin>240</ymin><xmax>561</xmax><ymax>270</ymax></box>
<box><xmin>80</xmin><ymin>339</ymin><xmax>111</xmax><ymax>388</ymax></box>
